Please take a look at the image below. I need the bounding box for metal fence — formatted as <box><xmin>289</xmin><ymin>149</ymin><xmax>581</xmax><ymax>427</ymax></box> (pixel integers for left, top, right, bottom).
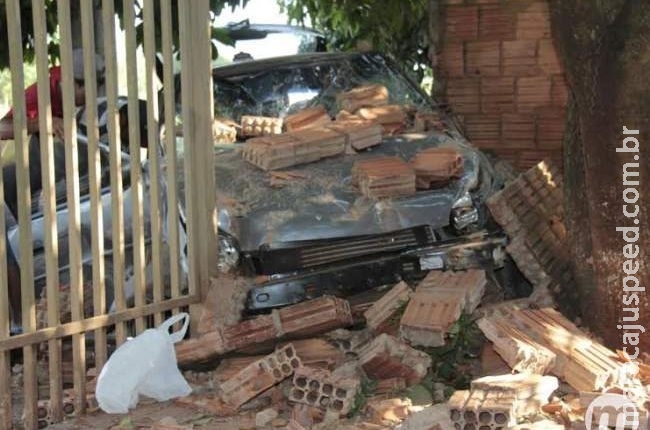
<box><xmin>0</xmin><ymin>1</ymin><xmax>216</xmax><ymax>428</ymax></box>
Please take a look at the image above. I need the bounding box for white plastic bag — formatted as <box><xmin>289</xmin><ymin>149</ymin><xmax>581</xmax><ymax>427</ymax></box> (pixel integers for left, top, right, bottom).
<box><xmin>96</xmin><ymin>313</ymin><xmax>192</xmax><ymax>414</ymax></box>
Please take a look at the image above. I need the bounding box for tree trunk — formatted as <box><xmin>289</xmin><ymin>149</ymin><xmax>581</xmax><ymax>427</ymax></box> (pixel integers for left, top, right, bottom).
<box><xmin>549</xmin><ymin>1</ymin><xmax>650</xmax><ymax>355</ymax></box>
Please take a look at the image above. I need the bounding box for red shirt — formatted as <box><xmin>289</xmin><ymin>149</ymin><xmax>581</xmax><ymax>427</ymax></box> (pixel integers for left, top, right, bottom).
<box><xmin>3</xmin><ymin>66</ymin><xmax>64</xmax><ymax>120</ymax></box>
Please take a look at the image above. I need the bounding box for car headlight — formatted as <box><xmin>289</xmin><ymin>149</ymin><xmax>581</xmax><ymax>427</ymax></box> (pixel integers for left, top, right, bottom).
<box><xmin>218</xmin><ymin>232</ymin><xmax>240</xmax><ymax>273</ymax></box>
<box><xmin>451</xmin><ymin>192</ymin><xmax>479</xmax><ymax>231</ymax></box>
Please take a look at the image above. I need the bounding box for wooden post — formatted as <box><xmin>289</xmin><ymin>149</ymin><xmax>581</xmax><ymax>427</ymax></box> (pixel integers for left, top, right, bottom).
<box><xmin>123</xmin><ymin>0</ymin><xmax>147</xmax><ymax>334</ymax></box>
<box><xmin>32</xmin><ymin>0</ymin><xmax>63</xmax><ymax>422</ymax></box>
<box><xmin>57</xmin><ymin>0</ymin><xmax>86</xmax><ymax>417</ymax></box>
<box><xmin>178</xmin><ymin>0</ymin><xmax>217</xmax><ymax>335</ymax></box>
<box><xmin>101</xmin><ymin>0</ymin><xmax>128</xmax><ymax>346</ymax></box>
<box><xmin>161</xmin><ymin>0</ymin><xmax>182</xmax><ymax>311</ymax></box>
<box><xmin>143</xmin><ymin>0</ymin><xmax>164</xmax><ymax>326</ymax></box>
<box><xmin>81</xmin><ymin>0</ymin><xmax>108</xmax><ymax>375</ymax></box>
<box><xmin>6</xmin><ymin>0</ymin><xmax>38</xmax><ymax>427</ymax></box>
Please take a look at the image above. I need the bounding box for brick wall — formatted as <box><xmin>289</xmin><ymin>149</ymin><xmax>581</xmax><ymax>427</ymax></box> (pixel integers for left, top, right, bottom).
<box><xmin>436</xmin><ymin>1</ymin><xmax>567</xmax><ymax>170</ymax></box>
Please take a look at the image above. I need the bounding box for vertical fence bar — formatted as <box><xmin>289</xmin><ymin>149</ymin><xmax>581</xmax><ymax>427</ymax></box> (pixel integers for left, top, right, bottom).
<box><xmin>6</xmin><ymin>0</ymin><xmax>38</xmax><ymax>427</ymax></box>
<box><xmin>32</xmin><ymin>0</ymin><xmax>63</xmax><ymax>422</ymax></box>
<box><xmin>80</xmin><ymin>0</ymin><xmax>108</xmax><ymax>372</ymax></box>
<box><xmin>123</xmin><ymin>0</ymin><xmax>147</xmax><ymax>333</ymax></box>
<box><xmin>102</xmin><ymin>0</ymin><xmax>127</xmax><ymax>346</ymax></box>
<box><xmin>161</xmin><ymin>0</ymin><xmax>182</xmax><ymax>311</ymax></box>
<box><xmin>143</xmin><ymin>0</ymin><xmax>163</xmax><ymax>326</ymax></box>
<box><xmin>57</xmin><ymin>0</ymin><xmax>86</xmax><ymax>416</ymax></box>
<box><xmin>0</xmin><ymin>225</ymin><xmax>12</xmax><ymax>429</ymax></box>
<box><xmin>0</xmin><ymin>173</ymin><xmax>13</xmax><ymax>429</ymax></box>
<box><xmin>0</xmin><ymin>101</ymin><xmax>13</xmax><ymax>430</ymax></box>
<box><xmin>179</xmin><ymin>0</ymin><xmax>217</xmax><ymax>334</ymax></box>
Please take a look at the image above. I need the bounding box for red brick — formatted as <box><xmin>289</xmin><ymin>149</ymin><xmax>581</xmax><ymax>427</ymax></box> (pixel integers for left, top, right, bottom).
<box><xmin>536</xmin><ymin>111</ymin><xmax>565</xmax><ymax>149</ymax></box>
<box><xmin>551</xmin><ymin>75</ymin><xmax>569</xmax><ymax>107</ymax></box>
<box><xmin>446</xmin><ymin>6</ymin><xmax>478</xmax><ymax>41</ymax></box>
<box><xmin>538</xmin><ymin>39</ymin><xmax>563</xmax><ymax>75</ymax></box>
<box><xmin>481</xmin><ymin>77</ymin><xmax>515</xmax><ymax>113</ymax></box>
<box><xmin>516</xmin><ymin>3</ymin><xmax>551</xmax><ymax>40</ymax></box>
<box><xmin>516</xmin><ymin>76</ymin><xmax>551</xmax><ymax>112</ymax></box>
<box><xmin>464</xmin><ymin>114</ymin><xmax>500</xmax><ymax>147</ymax></box>
<box><xmin>446</xmin><ymin>78</ymin><xmax>480</xmax><ymax>114</ymax></box>
<box><xmin>358</xmin><ymin>334</ymin><xmax>432</xmax><ymax>385</ymax></box>
<box><xmin>502</xmin><ymin>113</ymin><xmax>535</xmax><ymax>148</ymax></box>
<box><xmin>479</xmin><ymin>5</ymin><xmax>516</xmax><ymax>40</ymax></box>
<box><xmin>465</xmin><ymin>41</ymin><xmax>501</xmax><ymax>76</ymax></box>
<box><xmin>502</xmin><ymin>40</ymin><xmax>539</xmax><ymax>76</ymax></box>
<box><xmin>440</xmin><ymin>43</ymin><xmax>464</xmax><ymax>77</ymax></box>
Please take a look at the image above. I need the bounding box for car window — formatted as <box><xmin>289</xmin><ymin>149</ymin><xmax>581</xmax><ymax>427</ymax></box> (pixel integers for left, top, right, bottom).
<box><xmin>212</xmin><ymin>53</ymin><xmax>432</xmax><ymax>127</ymax></box>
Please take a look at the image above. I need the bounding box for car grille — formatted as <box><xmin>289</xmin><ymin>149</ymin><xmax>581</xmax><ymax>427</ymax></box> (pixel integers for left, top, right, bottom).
<box><xmin>254</xmin><ymin>225</ymin><xmax>437</xmax><ymax>275</ymax></box>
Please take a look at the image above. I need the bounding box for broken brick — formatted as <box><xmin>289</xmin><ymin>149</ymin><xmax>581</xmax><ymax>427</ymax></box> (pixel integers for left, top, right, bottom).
<box><xmin>336</xmin><ymin>84</ymin><xmax>389</xmax><ymax>113</ymax></box>
<box><xmin>284</xmin><ymin>106</ymin><xmax>332</xmax><ymax>132</ymax></box>
<box><xmin>477</xmin><ymin>314</ymin><xmax>557</xmax><ymax>374</ymax></box>
<box><xmin>400</xmin><ymin>270</ymin><xmax>486</xmax><ymax>347</ymax></box>
<box><xmin>325</xmin><ymin>120</ymin><xmax>382</xmax><ymax>152</ymax></box>
<box><xmin>356</xmin><ymin>105</ymin><xmax>407</xmax><ymax>126</ymax></box>
<box><xmin>366</xmin><ymin>397</ymin><xmax>412</xmax><ymax>425</ymax></box>
<box><xmin>363</xmin><ymin>281</ymin><xmax>412</xmax><ymax>334</ymax></box>
<box><xmin>358</xmin><ymin>334</ymin><xmax>432</xmax><ymax>386</ymax></box>
<box><xmin>409</xmin><ymin>147</ymin><xmax>464</xmax><ymax>189</ymax></box>
<box><xmin>220</xmin><ymin>343</ymin><xmax>301</xmax><ymax>409</ymax></box>
<box><xmin>289</xmin><ymin>366</ymin><xmax>360</xmax><ymax>415</ymax></box>
<box><xmin>177</xmin><ymin>296</ymin><xmax>353</xmax><ymax>365</ymax></box>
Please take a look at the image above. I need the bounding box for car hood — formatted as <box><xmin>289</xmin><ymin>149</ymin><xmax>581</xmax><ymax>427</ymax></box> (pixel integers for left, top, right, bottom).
<box><xmin>214</xmin><ymin>129</ymin><xmax>493</xmax><ymax>252</ymax></box>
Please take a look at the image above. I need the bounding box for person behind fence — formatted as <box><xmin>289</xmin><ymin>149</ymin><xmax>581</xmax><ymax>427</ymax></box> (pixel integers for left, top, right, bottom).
<box><xmin>0</xmin><ymin>48</ymin><xmax>105</xmax><ymax>141</ymax></box>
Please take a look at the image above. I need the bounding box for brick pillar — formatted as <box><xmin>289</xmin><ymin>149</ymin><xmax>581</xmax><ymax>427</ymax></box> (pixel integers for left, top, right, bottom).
<box><xmin>435</xmin><ymin>0</ymin><xmax>568</xmax><ymax>171</ymax></box>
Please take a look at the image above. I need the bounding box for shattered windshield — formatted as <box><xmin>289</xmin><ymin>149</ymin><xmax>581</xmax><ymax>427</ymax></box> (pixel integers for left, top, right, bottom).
<box><xmin>211</xmin><ymin>53</ymin><xmax>433</xmax><ymax>132</ymax></box>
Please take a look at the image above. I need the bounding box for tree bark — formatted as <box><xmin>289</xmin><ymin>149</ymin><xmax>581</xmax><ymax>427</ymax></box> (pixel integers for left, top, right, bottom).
<box><xmin>549</xmin><ymin>0</ymin><xmax>650</xmax><ymax>354</ymax></box>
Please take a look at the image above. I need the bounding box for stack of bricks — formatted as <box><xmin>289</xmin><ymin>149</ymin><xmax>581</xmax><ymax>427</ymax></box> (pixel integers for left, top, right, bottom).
<box><xmin>352</xmin><ymin>156</ymin><xmax>416</xmax><ymax>198</ymax></box>
<box><xmin>486</xmin><ymin>160</ymin><xmax>571</xmax><ymax>304</ymax></box>
<box><xmin>242</xmin><ymin>127</ymin><xmax>346</xmax><ymax>170</ymax></box>
<box><xmin>409</xmin><ymin>147</ymin><xmax>464</xmax><ymax>189</ymax></box>
<box><xmin>399</xmin><ymin>270</ymin><xmax>486</xmax><ymax>347</ymax></box>
<box><xmin>437</xmin><ymin>0</ymin><xmax>567</xmax><ymax>170</ymax></box>
<box><xmin>478</xmin><ymin>305</ymin><xmax>630</xmax><ymax>392</ymax></box>
<box><xmin>288</xmin><ymin>366</ymin><xmax>360</xmax><ymax>415</ymax></box>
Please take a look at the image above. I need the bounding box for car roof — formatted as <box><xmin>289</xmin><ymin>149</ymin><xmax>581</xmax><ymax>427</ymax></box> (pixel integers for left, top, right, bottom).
<box><xmin>211</xmin><ymin>51</ymin><xmax>366</xmax><ymax>79</ymax></box>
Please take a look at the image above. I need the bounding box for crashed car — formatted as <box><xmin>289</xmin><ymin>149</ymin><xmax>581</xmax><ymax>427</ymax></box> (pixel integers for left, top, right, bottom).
<box><xmin>174</xmin><ymin>51</ymin><xmax>508</xmax><ymax>312</ymax></box>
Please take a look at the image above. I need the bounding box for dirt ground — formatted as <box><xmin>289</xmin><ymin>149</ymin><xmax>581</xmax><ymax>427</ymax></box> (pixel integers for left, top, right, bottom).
<box><xmin>46</xmin><ymin>400</ymin><xmax>247</xmax><ymax>430</ymax></box>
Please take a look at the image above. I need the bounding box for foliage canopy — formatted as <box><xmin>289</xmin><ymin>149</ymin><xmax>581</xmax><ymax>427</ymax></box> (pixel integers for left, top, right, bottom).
<box><xmin>277</xmin><ymin>0</ymin><xmax>431</xmax><ymax>83</ymax></box>
<box><xmin>0</xmin><ymin>0</ymin><xmax>247</xmax><ymax>71</ymax></box>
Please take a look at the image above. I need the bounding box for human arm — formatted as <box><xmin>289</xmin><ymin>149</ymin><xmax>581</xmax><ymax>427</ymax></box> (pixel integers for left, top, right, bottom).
<box><xmin>0</xmin><ymin>115</ymin><xmax>54</xmax><ymax>140</ymax></box>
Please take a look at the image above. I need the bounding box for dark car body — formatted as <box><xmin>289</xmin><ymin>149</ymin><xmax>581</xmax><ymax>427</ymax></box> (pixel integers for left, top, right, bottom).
<box><xmin>173</xmin><ymin>51</ymin><xmax>506</xmax><ymax>310</ymax></box>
